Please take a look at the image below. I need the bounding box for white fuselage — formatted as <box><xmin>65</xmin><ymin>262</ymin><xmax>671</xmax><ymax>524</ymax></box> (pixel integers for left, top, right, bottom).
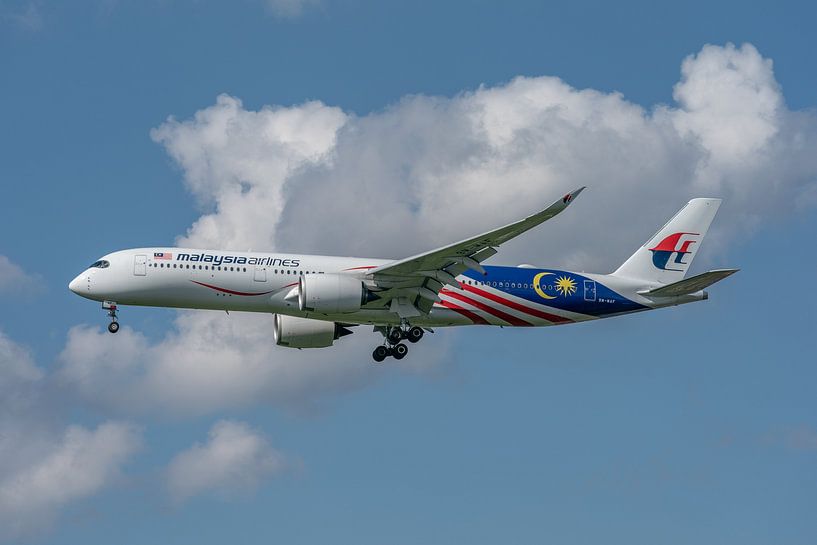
<box><xmin>69</xmin><ymin>247</ymin><xmax>704</xmax><ymax>329</ymax></box>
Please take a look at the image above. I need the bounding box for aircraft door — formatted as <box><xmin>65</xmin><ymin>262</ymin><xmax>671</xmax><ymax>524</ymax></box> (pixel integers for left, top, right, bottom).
<box><xmin>253</xmin><ymin>266</ymin><xmax>267</xmax><ymax>282</ymax></box>
<box><xmin>134</xmin><ymin>255</ymin><xmax>147</xmax><ymax>276</ymax></box>
<box><xmin>583</xmin><ymin>279</ymin><xmax>596</xmax><ymax>302</ymax></box>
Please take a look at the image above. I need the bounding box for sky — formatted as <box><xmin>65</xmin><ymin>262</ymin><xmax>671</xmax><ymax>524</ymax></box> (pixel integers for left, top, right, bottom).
<box><xmin>1</xmin><ymin>0</ymin><xmax>817</xmax><ymax>543</ymax></box>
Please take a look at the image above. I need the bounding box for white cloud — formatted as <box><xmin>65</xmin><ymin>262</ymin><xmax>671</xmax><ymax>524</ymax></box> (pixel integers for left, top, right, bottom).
<box><xmin>0</xmin><ymin>329</ymin><xmax>141</xmax><ymax>540</ymax></box>
<box><xmin>0</xmin><ymin>255</ymin><xmax>43</xmax><ymax>295</ymax></box>
<box><xmin>0</xmin><ymin>330</ymin><xmax>50</xmax><ymax>489</ymax></box>
<box><xmin>57</xmin><ymin>312</ymin><xmax>451</xmax><ymax>415</ymax></box>
<box><xmin>152</xmin><ymin>42</ymin><xmax>817</xmax><ymax>273</ymax></box>
<box><xmin>151</xmin><ymin>95</ymin><xmax>347</xmax><ymax>252</ymax></box>
<box><xmin>167</xmin><ymin>420</ymin><xmax>286</xmax><ymax>504</ymax></box>
<box><xmin>58</xmin><ymin>42</ymin><xmax>817</xmax><ymax>417</ymax></box>
<box><xmin>670</xmin><ymin>43</ymin><xmax>782</xmax><ymax>173</ymax></box>
<box><xmin>0</xmin><ymin>422</ymin><xmax>141</xmax><ymax>538</ymax></box>
<box><xmin>0</xmin><ymin>327</ymin><xmax>42</xmax><ymax>386</ymax></box>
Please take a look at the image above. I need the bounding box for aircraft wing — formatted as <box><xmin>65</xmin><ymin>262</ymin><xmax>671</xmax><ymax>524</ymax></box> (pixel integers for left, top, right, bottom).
<box><xmin>366</xmin><ymin>187</ymin><xmax>585</xmax><ymax>317</ymax></box>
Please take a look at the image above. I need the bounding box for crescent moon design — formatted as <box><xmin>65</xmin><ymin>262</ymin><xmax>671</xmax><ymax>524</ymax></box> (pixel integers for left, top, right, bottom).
<box><xmin>533</xmin><ymin>272</ymin><xmax>556</xmax><ymax>300</ymax></box>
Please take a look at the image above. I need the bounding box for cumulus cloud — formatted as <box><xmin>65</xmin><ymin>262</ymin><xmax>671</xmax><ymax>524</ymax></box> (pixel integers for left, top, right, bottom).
<box><xmin>0</xmin><ymin>329</ymin><xmax>50</xmax><ymax>490</ymax></box>
<box><xmin>0</xmin><ymin>330</ymin><xmax>141</xmax><ymax>540</ymax></box>
<box><xmin>57</xmin><ymin>312</ymin><xmax>451</xmax><ymax>415</ymax></box>
<box><xmin>58</xmin><ymin>43</ymin><xmax>817</xmax><ymax>417</ymax></box>
<box><xmin>167</xmin><ymin>420</ymin><xmax>286</xmax><ymax>504</ymax></box>
<box><xmin>153</xmin><ymin>42</ymin><xmax>817</xmax><ymax>272</ymax></box>
<box><xmin>0</xmin><ymin>255</ymin><xmax>43</xmax><ymax>295</ymax></box>
<box><xmin>152</xmin><ymin>96</ymin><xmax>347</xmax><ymax>252</ymax></box>
<box><xmin>0</xmin><ymin>422</ymin><xmax>141</xmax><ymax>538</ymax></box>
<box><xmin>0</xmin><ymin>327</ymin><xmax>42</xmax><ymax>386</ymax></box>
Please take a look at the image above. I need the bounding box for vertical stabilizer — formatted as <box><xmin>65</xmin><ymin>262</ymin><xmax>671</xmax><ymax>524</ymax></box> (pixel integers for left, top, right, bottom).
<box><xmin>612</xmin><ymin>198</ymin><xmax>721</xmax><ymax>284</ymax></box>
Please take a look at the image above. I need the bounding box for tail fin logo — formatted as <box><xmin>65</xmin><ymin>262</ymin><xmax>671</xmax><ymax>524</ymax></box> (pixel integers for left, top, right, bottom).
<box><xmin>649</xmin><ymin>232</ymin><xmax>699</xmax><ymax>271</ymax></box>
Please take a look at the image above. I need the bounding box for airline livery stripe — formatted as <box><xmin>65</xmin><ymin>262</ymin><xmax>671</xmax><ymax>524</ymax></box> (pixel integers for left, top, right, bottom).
<box><xmin>438</xmin><ymin>299</ymin><xmax>491</xmax><ymax>325</ymax></box>
<box><xmin>441</xmin><ymin>290</ymin><xmax>532</xmax><ymax>327</ymax></box>
<box><xmin>191</xmin><ymin>281</ymin><xmax>274</xmax><ymax>297</ymax></box>
<box><xmin>461</xmin><ymin>284</ymin><xmax>573</xmax><ymax>324</ymax></box>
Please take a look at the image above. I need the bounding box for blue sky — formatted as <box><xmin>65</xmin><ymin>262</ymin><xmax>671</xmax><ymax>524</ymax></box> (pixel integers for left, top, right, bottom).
<box><xmin>1</xmin><ymin>1</ymin><xmax>816</xmax><ymax>543</ymax></box>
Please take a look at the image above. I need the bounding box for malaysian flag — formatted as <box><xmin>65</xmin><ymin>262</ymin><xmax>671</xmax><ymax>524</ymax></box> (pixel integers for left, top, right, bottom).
<box><xmin>154</xmin><ymin>252</ymin><xmax>172</xmax><ymax>260</ymax></box>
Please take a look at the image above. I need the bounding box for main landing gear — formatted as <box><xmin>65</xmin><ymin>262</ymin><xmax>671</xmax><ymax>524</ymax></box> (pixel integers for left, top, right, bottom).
<box><xmin>103</xmin><ymin>301</ymin><xmax>119</xmax><ymax>334</ymax></box>
<box><xmin>372</xmin><ymin>325</ymin><xmax>426</xmax><ymax>363</ymax></box>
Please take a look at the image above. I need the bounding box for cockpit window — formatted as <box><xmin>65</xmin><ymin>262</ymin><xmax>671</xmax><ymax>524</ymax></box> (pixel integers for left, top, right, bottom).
<box><xmin>89</xmin><ymin>260</ymin><xmax>110</xmax><ymax>268</ymax></box>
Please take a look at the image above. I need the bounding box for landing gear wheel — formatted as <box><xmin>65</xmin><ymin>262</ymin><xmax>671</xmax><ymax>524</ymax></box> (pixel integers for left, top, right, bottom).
<box><xmin>387</xmin><ymin>327</ymin><xmax>403</xmax><ymax>344</ymax></box>
<box><xmin>392</xmin><ymin>343</ymin><xmax>408</xmax><ymax>360</ymax></box>
<box><xmin>103</xmin><ymin>301</ymin><xmax>119</xmax><ymax>334</ymax></box>
<box><xmin>372</xmin><ymin>345</ymin><xmax>389</xmax><ymax>363</ymax></box>
<box><xmin>406</xmin><ymin>326</ymin><xmax>424</xmax><ymax>343</ymax></box>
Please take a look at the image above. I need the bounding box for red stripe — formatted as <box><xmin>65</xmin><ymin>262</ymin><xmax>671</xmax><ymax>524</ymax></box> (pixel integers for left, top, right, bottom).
<box><xmin>192</xmin><ymin>281</ymin><xmax>274</xmax><ymax>297</ymax></box>
<box><xmin>441</xmin><ymin>290</ymin><xmax>532</xmax><ymax>327</ymax></box>
<box><xmin>438</xmin><ymin>300</ymin><xmax>490</xmax><ymax>325</ymax></box>
<box><xmin>343</xmin><ymin>266</ymin><xmax>377</xmax><ymax>271</ymax></box>
<box><xmin>462</xmin><ymin>284</ymin><xmax>572</xmax><ymax>324</ymax></box>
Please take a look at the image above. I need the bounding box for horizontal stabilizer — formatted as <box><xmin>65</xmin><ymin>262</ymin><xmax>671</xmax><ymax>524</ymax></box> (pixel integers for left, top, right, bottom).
<box><xmin>639</xmin><ymin>269</ymin><xmax>739</xmax><ymax>297</ymax></box>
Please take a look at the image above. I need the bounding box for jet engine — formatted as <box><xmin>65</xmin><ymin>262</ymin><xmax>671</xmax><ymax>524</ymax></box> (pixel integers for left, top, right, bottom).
<box><xmin>298</xmin><ymin>273</ymin><xmax>376</xmax><ymax>314</ymax></box>
<box><xmin>273</xmin><ymin>314</ymin><xmax>353</xmax><ymax>349</ymax></box>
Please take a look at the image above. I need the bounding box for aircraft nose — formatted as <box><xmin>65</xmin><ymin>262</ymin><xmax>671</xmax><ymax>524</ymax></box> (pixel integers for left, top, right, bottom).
<box><xmin>68</xmin><ymin>274</ymin><xmax>84</xmax><ymax>294</ymax></box>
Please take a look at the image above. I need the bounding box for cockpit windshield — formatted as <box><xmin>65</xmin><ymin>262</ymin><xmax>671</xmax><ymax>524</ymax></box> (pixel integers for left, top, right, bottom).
<box><xmin>89</xmin><ymin>260</ymin><xmax>110</xmax><ymax>268</ymax></box>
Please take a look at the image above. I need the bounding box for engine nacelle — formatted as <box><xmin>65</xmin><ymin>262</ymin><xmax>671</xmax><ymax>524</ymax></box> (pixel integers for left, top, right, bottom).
<box><xmin>273</xmin><ymin>314</ymin><xmax>352</xmax><ymax>349</ymax></box>
<box><xmin>298</xmin><ymin>273</ymin><xmax>370</xmax><ymax>314</ymax></box>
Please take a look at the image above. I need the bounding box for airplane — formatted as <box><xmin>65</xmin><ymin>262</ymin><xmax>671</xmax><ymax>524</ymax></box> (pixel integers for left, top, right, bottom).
<box><xmin>68</xmin><ymin>188</ymin><xmax>738</xmax><ymax>362</ymax></box>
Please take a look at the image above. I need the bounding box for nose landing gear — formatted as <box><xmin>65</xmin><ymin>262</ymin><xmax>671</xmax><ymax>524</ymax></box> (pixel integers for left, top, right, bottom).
<box><xmin>103</xmin><ymin>301</ymin><xmax>119</xmax><ymax>334</ymax></box>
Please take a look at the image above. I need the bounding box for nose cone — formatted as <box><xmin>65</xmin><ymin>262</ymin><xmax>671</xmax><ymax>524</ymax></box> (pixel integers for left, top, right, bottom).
<box><xmin>68</xmin><ymin>274</ymin><xmax>84</xmax><ymax>295</ymax></box>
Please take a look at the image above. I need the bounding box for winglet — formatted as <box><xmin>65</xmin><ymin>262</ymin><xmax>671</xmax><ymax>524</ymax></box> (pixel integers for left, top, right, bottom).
<box><xmin>561</xmin><ymin>186</ymin><xmax>586</xmax><ymax>205</ymax></box>
<box><xmin>538</xmin><ymin>186</ymin><xmax>584</xmax><ymax>219</ymax></box>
